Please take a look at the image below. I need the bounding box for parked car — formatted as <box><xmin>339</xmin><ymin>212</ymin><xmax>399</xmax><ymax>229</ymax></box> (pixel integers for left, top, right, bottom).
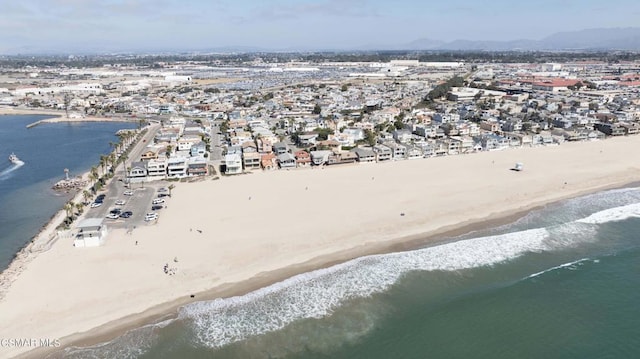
<box><xmin>144</xmin><ymin>213</ymin><xmax>158</xmax><ymax>221</ymax></box>
<box><xmin>90</xmin><ymin>202</ymin><xmax>102</xmax><ymax>208</ymax></box>
<box><xmin>151</xmin><ymin>205</ymin><xmax>163</xmax><ymax>211</ymax></box>
<box><xmin>120</xmin><ymin>211</ymin><xmax>133</xmax><ymax>218</ymax></box>
<box><xmin>152</xmin><ymin>198</ymin><xmax>165</xmax><ymax>205</ymax></box>
<box><xmin>123</xmin><ymin>190</ymin><xmax>134</xmax><ymax>196</ymax></box>
<box><xmin>115</xmin><ymin>199</ymin><xmax>126</xmax><ymax>205</ymax></box>
<box><xmin>105</xmin><ymin>213</ymin><xmax>119</xmax><ymax>220</ymax></box>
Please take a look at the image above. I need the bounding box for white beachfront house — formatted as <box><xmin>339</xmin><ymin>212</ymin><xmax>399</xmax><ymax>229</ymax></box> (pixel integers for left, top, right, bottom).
<box><xmin>224</xmin><ymin>153</ymin><xmax>243</xmax><ymax>175</ymax></box>
<box><xmin>74</xmin><ymin>218</ymin><xmax>107</xmax><ymax>247</ymax></box>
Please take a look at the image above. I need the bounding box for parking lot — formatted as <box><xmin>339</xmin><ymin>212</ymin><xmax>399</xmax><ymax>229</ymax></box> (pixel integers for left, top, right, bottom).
<box><xmin>84</xmin><ymin>181</ymin><xmax>171</xmax><ymax>230</ymax></box>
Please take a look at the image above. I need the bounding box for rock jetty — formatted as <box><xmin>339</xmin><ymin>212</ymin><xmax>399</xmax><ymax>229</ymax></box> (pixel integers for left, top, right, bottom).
<box><xmin>52</xmin><ymin>177</ymin><xmax>87</xmax><ymax>191</ymax></box>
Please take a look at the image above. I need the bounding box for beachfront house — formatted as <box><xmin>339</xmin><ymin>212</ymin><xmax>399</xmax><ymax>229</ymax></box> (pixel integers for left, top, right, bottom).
<box><xmin>310</xmin><ymin>150</ymin><xmax>332</xmax><ymax>166</ymax></box>
<box><xmin>373</xmin><ymin>144</ymin><xmax>392</xmax><ymax>162</ymax></box>
<box><xmin>261</xmin><ymin>153</ymin><xmax>277</xmax><ymax>170</ymax></box>
<box><xmin>386</xmin><ymin>142</ymin><xmax>407</xmax><ymax>159</ymax></box>
<box><xmin>187</xmin><ymin>158</ymin><xmax>208</xmax><ymax>176</ymax></box>
<box><xmin>224</xmin><ymin>153</ymin><xmax>243</xmax><ymax>175</ymax></box>
<box><xmin>533</xmin><ymin>132</ymin><xmax>554</xmax><ymax>145</ymax></box>
<box><xmin>406</xmin><ymin>146</ymin><xmax>423</xmax><ymax>160</ymax></box>
<box><xmin>351</xmin><ymin>147</ymin><xmax>376</xmax><ymax>163</ymax></box>
<box><xmin>277</xmin><ymin>153</ymin><xmax>297</xmax><ymax>169</ymax></box>
<box><xmin>595</xmin><ymin>123</ymin><xmax>626</xmax><ymax>136</ymax></box>
<box><xmin>474</xmin><ymin>134</ymin><xmax>509</xmax><ymax>151</ymax></box>
<box><xmin>620</xmin><ymin>122</ymin><xmax>640</xmax><ymax>135</ymax></box>
<box><xmin>146</xmin><ymin>158</ymin><xmax>168</xmax><ymax>178</ymax></box>
<box><xmin>327</xmin><ymin>151</ymin><xmax>358</xmax><ymax>165</ymax></box>
<box><xmin>294</xmin><ymin>150</ymin><xmax>311</xmax><ymax>167</ymax></box>
<box><xmin>128</xmin><ymin>162</ymin><xmax>147</xmax><ymax>181</ymax></box>
<box><xmin>243</xmin><ymin>152</ymin><xmax>262</xmax><ymax>170</ymax></box>
<box><xmin>167</xmin><ymin>157</ymin><xmax>189</xmax><ymax>177</ymax></box>
<box><xmin>74</xmin><ymin>218</ymin><xmax>107</xmax><ymax>247</ymax></box>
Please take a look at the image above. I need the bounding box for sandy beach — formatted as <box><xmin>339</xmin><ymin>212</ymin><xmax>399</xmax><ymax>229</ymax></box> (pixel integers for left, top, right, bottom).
<box><xmin>0</xmin><ymin>106</ymin><xmax>140</xmax><ymax>127</ymax></box>
<box><xmin>0</xmin><ymin>106</ymin><xmax>63</xmax><ymax>117</ymax></box>
<box><xmin>2</xmin><ymin>135</ymin><xmax>640</xmax><ymax>358</ymax></box>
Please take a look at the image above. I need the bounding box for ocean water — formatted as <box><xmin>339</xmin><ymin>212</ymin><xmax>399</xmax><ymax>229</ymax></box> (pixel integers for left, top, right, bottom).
<box><xmin>57</xmin><ymin>187</ymin><xmax>640</xmax><ymax>359</ymax></box>
<box><xmin>0</xmin><ymin>115</ymin><xmax>137</xmax><ymax>270</ymax></box>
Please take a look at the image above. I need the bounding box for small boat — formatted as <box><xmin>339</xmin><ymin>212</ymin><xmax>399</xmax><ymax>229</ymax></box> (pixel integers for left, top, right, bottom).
<box><xmin>8</xmin><ymin>153</ymin><xmax>23</xmax><ymax>165</ymax></box>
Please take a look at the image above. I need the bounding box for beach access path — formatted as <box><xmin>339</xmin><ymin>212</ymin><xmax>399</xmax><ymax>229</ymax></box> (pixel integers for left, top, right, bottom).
<box><xmin>2</xmin><ymin>135</ymin><xmax>640</xmax><ymax>358</ymax></box>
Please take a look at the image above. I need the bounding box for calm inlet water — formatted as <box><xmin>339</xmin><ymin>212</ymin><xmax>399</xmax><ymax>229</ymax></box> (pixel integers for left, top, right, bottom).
<box><xmin>57</xmin><ymin>185</ymin><xmax>640</xmax><ymax>358</ymax></box>
<box><xmin>0</xmin><ymin>115</ymin><xmax>137</xmax><ymax>270</ymax></box>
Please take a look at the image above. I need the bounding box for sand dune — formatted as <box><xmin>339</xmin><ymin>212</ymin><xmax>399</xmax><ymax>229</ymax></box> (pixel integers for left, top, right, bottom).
<box><xmin>2</xmin><ymin>136</ymin><xmax>640</xmax><ymax>358</ymax></box>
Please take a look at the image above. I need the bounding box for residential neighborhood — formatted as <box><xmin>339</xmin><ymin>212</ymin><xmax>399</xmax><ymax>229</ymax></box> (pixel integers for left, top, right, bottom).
<box><xmin>2</xmin><ymin>54</ymin><xmax>640</xmax><ymax>181</ymax></box>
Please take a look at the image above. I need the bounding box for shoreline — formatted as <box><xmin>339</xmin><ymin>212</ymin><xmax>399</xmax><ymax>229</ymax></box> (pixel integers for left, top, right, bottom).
<box><xmin>3</xmin><ymin>135</ymin><xmax>640</xmax><ymax>358</ymax></box>
<box><xmin>0</xmin><ymin>106</ymin><xmax>141</xmax><ymax>127</ymax></box>
<box><xmin>0</xmin><ymin>116</ymin><xmax>145</xmax><ymax>301</ymax></box>
<box><xmin>19</xmin><ymin>179</ymin><xmax>640</xmax><ymax>357</ymax></box>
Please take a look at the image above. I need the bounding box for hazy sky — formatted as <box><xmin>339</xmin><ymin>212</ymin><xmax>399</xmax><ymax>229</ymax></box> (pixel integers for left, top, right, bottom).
<box><xmin>1</xmin><ymin>0</ymin><xmax>639</xmax><ymax>53</ymax></box>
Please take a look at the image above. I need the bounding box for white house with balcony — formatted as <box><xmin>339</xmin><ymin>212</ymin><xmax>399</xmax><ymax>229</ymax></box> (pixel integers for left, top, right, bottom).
<box><xmin>167</xmin><ymin>156</ymin><xmax>189</xmax><ymax>177</ymax></box>
<box><xmin>225</xmin><ymin>153</ymin><xmax>243</xmax><ymax>175</ymax></box>
<box><xmin>146</xmin><ymin>158</ymin><xmax>168</xmax><ymax>178</ymax></box>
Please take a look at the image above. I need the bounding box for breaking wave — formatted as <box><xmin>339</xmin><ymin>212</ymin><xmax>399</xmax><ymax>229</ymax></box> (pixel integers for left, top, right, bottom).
<box><xmin>576</xmin><ymin>202</ymin><xmax>640</xmax><ymax>224</ymax></box>
<box><xmin>181</xmin><ymin>228</ymin><xmax>559</xmax><ymax>349</ymax></box>
<box><xmin>526</xmin><ymin>258</ymin><xmax>593</xmax><ymax>280</ymax></box>
<box><xmin>59</xmin><ymin>188</ymin><xmax>640</xmax><ymax>357</ymax></box>
<box><xmin>181</xmin><ymin>194</ymin><xmax>640</xmax><ymax>350</ymax></box>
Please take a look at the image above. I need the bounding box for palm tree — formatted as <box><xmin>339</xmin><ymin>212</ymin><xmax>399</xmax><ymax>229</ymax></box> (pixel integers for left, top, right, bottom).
<box><xmin>115</xmin><ymin>133</ymin><xmax>125</xmax><ymax>154</ymax></box>
<box><xmin>168</xmin><ymin>184</ymin><xmax>175</xmax><ymax>197</ymax></box>
<box><xmin>119</xmin><ymin>154</ymin><xmax>128</xmax><ymax>174</ymax></box>
<box><xmin>75</xmin><ymin>202</ymin><xmax>84</xmax><ymax>215</ymax></box>
<box><xmin>82</xmin><ymin>190</ymin><xmax>91</xmax><ymax>204</ymax></box>
<box><xmin>99</xmin><ymin>155</ymin><xmax>107</xmax><ymax>176</ymax></box>
<box><xmin>63</xmin><ymin>202</ymin><xmax>73</xmax><ymax>225</ymax></box>
<box><xmin>108</xmin><ymin>153</ymin><xmax>117</xmax><ymax>173</ymax></box>
<box><xmin>89</xmin><ymin>168</ymin><xmax>99</xmax><ymax>192</ymax></box>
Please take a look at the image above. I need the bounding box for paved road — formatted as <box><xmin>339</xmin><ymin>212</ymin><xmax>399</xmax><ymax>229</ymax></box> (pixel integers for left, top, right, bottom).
<box><xmin>209</xmin><ymin>121</ymin><xmax>224</xmax><ymax>174</ymax></box>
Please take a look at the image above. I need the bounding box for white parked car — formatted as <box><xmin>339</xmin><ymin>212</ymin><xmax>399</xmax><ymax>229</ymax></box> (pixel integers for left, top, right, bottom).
<box><xmin>105</xmin><ymin>213</ymin><xmax>119</xmax><ymax>219</ymax></box>
<box><xmin>145</xmin><ymin>213</ymin><xmax>158</xmax><ymax>221</ymax></box>
<box><xmin>115</xmin><ymin>199</ymin><xmax>126</xmax><ymax>205</ymax></box>
<box><xmin>90</xmin><ymin>202</ymin><xmax>102</xmax><ymax>208</ymax></box>
<box><xmin>123</xmin><ymin>190</ymin><xmax>134</xmax><ymax>196</ymax></box>
<box><xmin>152</xmin><ymin>198</ymin><xmax>165</xmax><ymax>205</ymax></box>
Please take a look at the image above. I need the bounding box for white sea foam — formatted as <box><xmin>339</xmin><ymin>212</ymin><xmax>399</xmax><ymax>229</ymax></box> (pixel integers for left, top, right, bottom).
<box><xmin>576</xmin><ymin>202</ymin><xmax>640</xmax><ymax>224</ymax></box>
<box><xmin>54</xmin><ymin>319</ymin><xmax>171</xmax><ymax>359</ymax></box>
<box><xmin>181</xmin><ymin>227</ymin><xmax>555</xmax><ymax>349</ymax></box>
<box><xmin>57</xmin><ymin>191</ymin><xmax>640</xmax><ymax>356</ymax></box>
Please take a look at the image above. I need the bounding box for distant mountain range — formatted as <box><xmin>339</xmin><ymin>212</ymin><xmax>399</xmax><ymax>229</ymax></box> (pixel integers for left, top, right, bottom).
<box><xmin>382</xmin><ymin>27</ymin><xmax>640</xmax><ymax>51</ymax></box>
<box><xmin>3</xmin><ymin>27</ymin><xmax>640</xmax><ymax>55</ymax></box>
